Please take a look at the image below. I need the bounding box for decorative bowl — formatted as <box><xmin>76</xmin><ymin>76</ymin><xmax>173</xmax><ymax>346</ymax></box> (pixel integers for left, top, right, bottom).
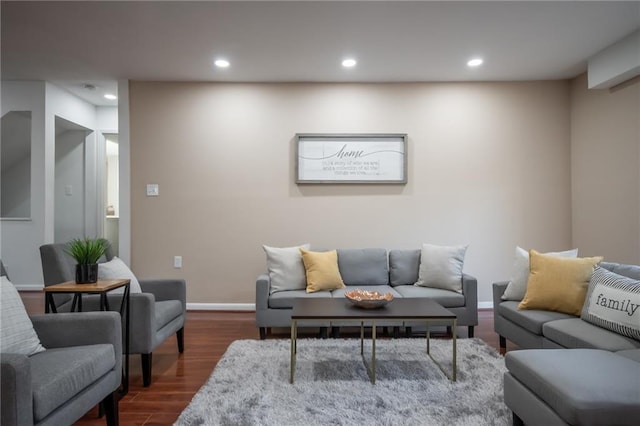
<box><xmin>345</xmin><ymin>289</ymin><xmax>394</xmax><ymax>309</ymax></box>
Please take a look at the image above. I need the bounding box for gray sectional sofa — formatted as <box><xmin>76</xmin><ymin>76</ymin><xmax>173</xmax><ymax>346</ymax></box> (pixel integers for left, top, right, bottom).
<box><xmin>493</xmin><ymin>261</ymin><xmax>640</xmax><ymax>353</ymax></box>
<box><xmin>256</xmin><ymin>248</ymin><xmax>478</xmax><ymax>339</ymax></box>
<box><xmin>493</xmin><ymin>261</ymin><xmax>640</xmax><ymax>425</ymax></box>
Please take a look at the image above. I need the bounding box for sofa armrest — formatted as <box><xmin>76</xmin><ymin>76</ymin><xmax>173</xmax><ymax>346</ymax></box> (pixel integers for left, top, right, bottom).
<box><xmin>139</xmin><ymin>279</ymin><xmax>186</xmax><ymax>311</ymax></box>
<box><xmin>1</xmin><ymin>353</ymin><xmax>32</xmax><ymax>426</ymax></box>
<box><xmin>461</xmin><ymin>274</ymin><xmax>478</xmax><ymax>324</ymax></box>
<box><xmin>256</xmin><ymin>274</ymin><xmax>270</xmax><ymax>310</ymax></box>
<box><xmin>493</xmin><ymin>281</ymin><xmax>510</xmax><ymax>310</ymax></box>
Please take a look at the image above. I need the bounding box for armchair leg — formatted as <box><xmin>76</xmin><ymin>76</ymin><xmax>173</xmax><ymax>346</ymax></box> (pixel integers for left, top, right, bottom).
<box><xmin>177</xmin><ymin>327</ymin><xmax>184</xmax><ymax>353</ymax></box>
<box><xmin>512</xmin><ymin>412</ymin><xmax>524</xmax><ymax>426</ymax></box>
<box><xmin>259</xmin><ymin>327</ymin><xmax>267</xmax><ymax>340</ymax></box>
<box><xmin>102</xmin><ymin>391</ymin><xmax>119</xmax><ymax>426</ymax></box>
<box><xmin>142</xmin><ymin>353</ymin><xmax>152</xmax><ymax>387</ymax></box>
<box><xmin>499</xmin><ymin>336</ymin><xmax>507</xmax><ymax>355</ymax></box>
<box><xmin>468</xmin><ymin>326</ymin><xmax>475</xmax><ymax>338</ymax></box>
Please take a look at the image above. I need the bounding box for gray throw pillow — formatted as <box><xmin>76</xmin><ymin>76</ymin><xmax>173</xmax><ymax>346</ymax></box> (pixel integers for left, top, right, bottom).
<box><xmin>414</xmin><ymin>243</ymin><xmax>468</xmax><ymax>293</ymax></box>
<box><xmin>263</xmin><ymin>244</ymin><xmax>310</xmax><ymax>294</ymax></box>
<box><xmin>1</xmin><ymin>276</ymin><xmax>45</xmax><ymax>355</ymax></box>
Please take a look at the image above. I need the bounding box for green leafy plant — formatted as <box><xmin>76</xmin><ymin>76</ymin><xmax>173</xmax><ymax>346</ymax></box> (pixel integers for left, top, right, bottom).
<box><xmin>66</xmin><ymin>238</ymin><xmax>108</xmax><ymax>265</ymax></box>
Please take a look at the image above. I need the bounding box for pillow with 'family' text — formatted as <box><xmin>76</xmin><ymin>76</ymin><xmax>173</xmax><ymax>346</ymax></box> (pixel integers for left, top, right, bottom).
<box><xmin>502</xmin><ymin>246</ymin><xmax>578</xmax><ymax>301</ymax></box>
<box><xmin>581</xmin><ymin>266</ymin><xmax>640</xmax><ymax>340</ymax></box>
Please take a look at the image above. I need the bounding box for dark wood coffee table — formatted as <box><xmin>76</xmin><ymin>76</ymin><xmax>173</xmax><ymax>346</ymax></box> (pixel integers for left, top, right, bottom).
<box><xmin>290</xmin><ymin>297</ymin><xmax>457</xmax><ymax>384</ymax></box>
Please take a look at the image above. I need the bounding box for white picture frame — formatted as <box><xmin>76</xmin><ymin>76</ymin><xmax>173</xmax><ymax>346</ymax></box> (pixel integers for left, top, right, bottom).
<box><xmin>296</xmin><ymin>134</ymin><xmax>407</xmax><ymax>184</ymax></box>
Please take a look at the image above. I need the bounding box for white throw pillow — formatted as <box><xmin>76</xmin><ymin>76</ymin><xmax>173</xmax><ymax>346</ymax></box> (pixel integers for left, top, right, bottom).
<box><xmin>1</xmin><ymin>276</ymin><xmax>45</xmax><ymax>355</ymax></box>
<box><xmin>263</xmin><ymin>244</ymin><xmax>310</xmax><ymax>294</ymax></box>
<box><xmin>414</xmin><ymin>243</ymin><xmax>468</xmax><ymax>293</ymax></box>
<box><xmin>98</xmin><ymin>256</ymin><xmax>143</xmax><ymax>293</ymax></box>
<box><xmin>502</xmin><ymin>246</ymin><xmax>578</xmax><ymax>301</ymax></box>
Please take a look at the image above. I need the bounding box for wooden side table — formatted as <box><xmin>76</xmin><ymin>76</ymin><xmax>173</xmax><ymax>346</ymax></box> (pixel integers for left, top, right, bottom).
<box><xmin>43</xmin><ymin>279</ymin><xmax>131</xmax><ymax>397</ymax></box>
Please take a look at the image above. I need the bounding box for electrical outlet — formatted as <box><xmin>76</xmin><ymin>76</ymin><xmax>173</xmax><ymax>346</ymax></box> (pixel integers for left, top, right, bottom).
<box><xmin>146</xmin><ymin>184</ymin><xmax>159</xmax><ymax>197</ymax></box>
<box><xmin>174</xmin><ymin>256</ymin><xmax>182</xmax><ymax>269</ymax></box>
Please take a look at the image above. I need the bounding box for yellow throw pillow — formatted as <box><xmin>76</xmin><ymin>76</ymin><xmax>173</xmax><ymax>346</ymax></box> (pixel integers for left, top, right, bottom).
<box><xmin>300</xmin><ymin>249</ymin><xmax>345</xmax><ymax>293</ymax></box>
<box><xmin>518</xmin><ymin>250</ymin><xmax>603</xmax><ymax>315</ymax></box>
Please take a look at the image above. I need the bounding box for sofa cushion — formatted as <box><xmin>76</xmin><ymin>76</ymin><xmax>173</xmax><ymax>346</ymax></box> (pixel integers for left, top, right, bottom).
<box><xmin>263</xmin><ymin>244</ymin><xmax>310</xmax><ymax>294</ymax></box>
<box><xmin>414</xmin><ymin>243</ymin><xmax>467</xmax><ymax>293</ymax></box>
<box><xmin>518</xmin><ymin>251</ymin><xmax>602</xmax><ymax>315</ymax></box>
<box><xmin>542</xmin><ymin>318</ymin><xmax>640</xmax><ymax>351</ymax></box>
<box><xmin>388</xmin><ymin>249</ymin><xmax>420</xmax><ymax>286</ymax></box>
<box><xmin>615</xmin><ymin>349</ymin><xmax>640</xmax><ymax>362</ymax></box>
<box><xmin>300</xmin><ymin>249</ymin><xmax>345</xmax><ymax>293</ymax></box>
<box><xmin>498</xmin><ymin>300</ymin><xmax>574</xmax><ymax>335</ymax></box>
<box><xmin>155</xmin><ymin>300</ymin><xmax>183</xmax><ymax>330</ymax></box>
<box><xmin>505</xmin><ymin>349</ymin><xmax>640</xmax><ymax>426</ymax></box>
<box><xmin>394</xmin><ymin>285</ymin><xmax>465</xmax><ymax>308</ymax></box>
<box><xmin>502</xmin><ymin>246</ymin><xmax>578</xmax><ymax>301</ymax></box>
<box><xmin>268</xmin><ymin>288</ymin><xmax>332</xmax><ymax>309</ymax></box>
<box><xmin>581</xmin><ymin>266</ymin><xmax>640</xmax><ymax>340</ymax></box>
<box><xmin>600</xmin><ymin>262</ymin><xmax>640</xmax><ymax>280</ymax></box>
<box><xmin>337</xmin><ymin>248</ymin><xmax>389</xmax><ymax>286</ymax></box>
<box><xmin>30</xmin><ymin>344</ymin><xmax>116</xmax><ymax>422</ymax></box>
<box><xmin>1</xmin><ymin>276</ymin><xmax>45</xmax><ymax>356</ymax></box>
<box><xmin>331</xmin><ymin>285</ymin><xmax>401</xmax><ymax>299</ymax></box>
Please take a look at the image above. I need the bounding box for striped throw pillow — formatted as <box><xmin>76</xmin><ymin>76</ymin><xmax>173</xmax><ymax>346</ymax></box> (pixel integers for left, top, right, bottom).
<box><xmin>581</xmin><ymin>266</ymin><xmax>640</xmax><ymax>340</ymax></box>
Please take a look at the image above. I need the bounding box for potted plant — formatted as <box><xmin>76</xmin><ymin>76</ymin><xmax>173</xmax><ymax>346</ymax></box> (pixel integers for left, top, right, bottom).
<box><xmin>66</xmin><ymin>238</ymin><xmax>109</xmax><ymax>284</ymax></box>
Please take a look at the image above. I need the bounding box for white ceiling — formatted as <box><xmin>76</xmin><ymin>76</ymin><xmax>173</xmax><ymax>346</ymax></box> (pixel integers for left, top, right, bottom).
<box><xmin>2</xmin><ymin>1</ymin><xmax>639</xmax><ymax>106</ymax></box>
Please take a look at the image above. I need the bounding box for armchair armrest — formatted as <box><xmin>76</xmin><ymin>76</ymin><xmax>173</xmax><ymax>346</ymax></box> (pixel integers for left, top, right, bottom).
<box><xmin>256</xmin><ymin>274</ymin><xmax>270</xmax><ymax>310</ymax></box>
<box><xmin>139</xmin><ymin>279</ymin><xmax>186</xmax><ymax>311</ymax></box>
<box><xmin>1</xmin><ymin>353</ymin><xmax>32</xmax><ymax>426</ymax></box>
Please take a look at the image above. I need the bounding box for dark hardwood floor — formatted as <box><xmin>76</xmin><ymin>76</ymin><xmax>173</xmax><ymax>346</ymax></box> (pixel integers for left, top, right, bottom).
<box><xmin>20</xmin><ymin>292</ymin><xmax>514</xmax><ymax>426</ymax></box>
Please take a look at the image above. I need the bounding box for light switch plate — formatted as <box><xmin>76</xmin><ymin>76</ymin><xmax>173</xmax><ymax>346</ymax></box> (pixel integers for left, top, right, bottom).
<box><xmin>146</xmin><ymin>184</ymin><xmax>159</xmax><ymax>197</ymax></box>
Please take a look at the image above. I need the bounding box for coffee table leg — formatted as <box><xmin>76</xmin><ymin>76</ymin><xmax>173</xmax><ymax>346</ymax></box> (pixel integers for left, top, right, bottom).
<box><xmin>360</xmin><ymin>321</ymin><xmax>364</xmax><ymax>355</ymax></box>
<box><xmin>452</xmin><ymin>318</ymin><xmax>457</xmax><ymax>382</ymax></box>
<box><xmin>290</xmin><ymin>320</ymin><xmax>296</xmax><ymax>384</ymax></box>
<box><xmin>371</xmin><ymin>320</ymin><xmax>376</xmax><ymax>384</ymax></box>
<box><xmin>426</xmin><ymin>321</ymin><xmax>431</xmax><ymax>354</ymax></box>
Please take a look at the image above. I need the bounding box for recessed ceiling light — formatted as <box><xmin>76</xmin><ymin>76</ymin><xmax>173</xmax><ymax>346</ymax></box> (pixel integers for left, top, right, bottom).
<box><xmin>104</xmin><ymin>94</ymin><xmax>117</xmax><ymax>100</ymax></box>
<box><xmin>214</xmin><ymin>59</ymin><xmax>230</xmax><ymax>68</ymax></box>
<box><xmin>342</xmin><ymin>58</ymin><xmax>357</xmax><ymax>68</ymax></box>
<box><xmin>467</xmin><ymin>58</ymin><xmax>483</xmax><ymax>67</ymax></box>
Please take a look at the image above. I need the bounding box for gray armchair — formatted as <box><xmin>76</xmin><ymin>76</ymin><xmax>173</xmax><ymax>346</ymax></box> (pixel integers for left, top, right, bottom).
<box><xmin>39</xmin><ymin>243</ymin><xmax>186</xmax><ymax>387</ymax></box>
<box><xmin>1</xmin><ymin>311</ymin><xmax>122</xmax><ymax>426</ymax></box>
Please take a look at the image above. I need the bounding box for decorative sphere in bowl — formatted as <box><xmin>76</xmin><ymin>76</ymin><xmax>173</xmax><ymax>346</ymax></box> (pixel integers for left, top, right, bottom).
<box><xmin>345</xmin><ymin>289</ymin><xmax>394</xmax><ymax>309</ymax></box>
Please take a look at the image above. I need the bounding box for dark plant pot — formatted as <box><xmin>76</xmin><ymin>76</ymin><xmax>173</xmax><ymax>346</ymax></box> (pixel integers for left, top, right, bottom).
<box><xmin>75</xmin><ymin>263</ymin><xmax>99</xmax><ymax>284</ymax></box>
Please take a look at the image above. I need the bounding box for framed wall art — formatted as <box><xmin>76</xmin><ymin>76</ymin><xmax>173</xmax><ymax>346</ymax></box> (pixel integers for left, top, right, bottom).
<box><xmin>296</xmin><ymin>134</ymin><xmax>407</xmax><ymax>184</ymax></box>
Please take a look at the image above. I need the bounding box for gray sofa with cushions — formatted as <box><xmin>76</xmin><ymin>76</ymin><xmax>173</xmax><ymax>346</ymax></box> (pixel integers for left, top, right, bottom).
<box><xmin>494</xmin><ymin>261</ymin><xmax>640</xmax><ymax>425</ymax></box>
<box><xmin>493</xmin><ymin>261</ymin><xmax>640</xmax><ymax>353</ymax></box>
<box><xmin>256</xmin><ymin>248</ymin><xmax>478</xmax><ymax>339</ymax></box>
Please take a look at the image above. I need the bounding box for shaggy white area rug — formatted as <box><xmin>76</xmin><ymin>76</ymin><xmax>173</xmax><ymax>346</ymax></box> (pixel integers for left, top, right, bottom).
<box><xmin>176</xmin><ymin>338</ymin><xmax>510</xmax><ymax>426</ymax></box>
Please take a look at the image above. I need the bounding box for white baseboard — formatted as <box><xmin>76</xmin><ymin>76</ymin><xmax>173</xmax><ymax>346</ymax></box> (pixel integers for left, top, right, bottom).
<box><xmin>14</xmin><ymin>284</ymin><xmax>44</xmax><ymax>291</ymax></box>
<box><xmin>478</xmin><ymin>301</ymin><xmax>493</xmax><ymax>309</ymax></box>
<box><xmin>187</xmin><ymin>303</ymin><xmax>255</xmax><ymax>311</ymax></box>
